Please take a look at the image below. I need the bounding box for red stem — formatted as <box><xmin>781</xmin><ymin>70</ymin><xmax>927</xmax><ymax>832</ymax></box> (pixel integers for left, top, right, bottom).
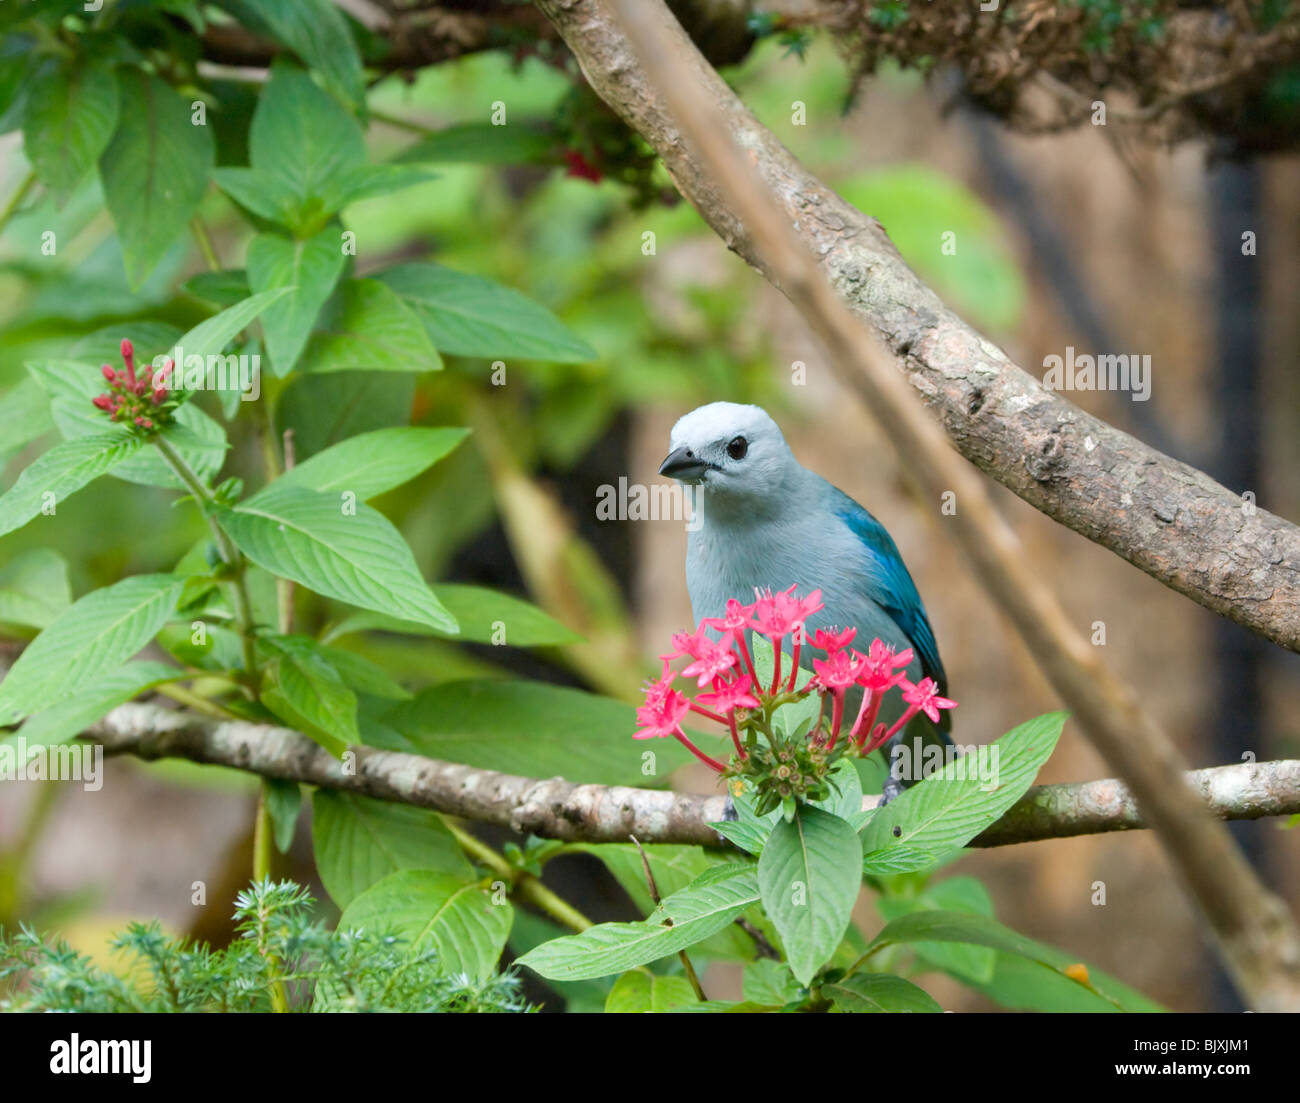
<box><xmin>786</xmin><ymin>636</ymin><xmax>801</xmax><ymax>692</ymax></box>
<box><xmin>826</xmin><ymin>690</ymin><xmax>845</xmax><ymax>751</ymax></box>
<box><xmin>735</xmin><ymin>632</ymin><xmax>760</xmax><ymax>691</ymax></box>
<box><xmin>770</xmin><ymin>640</ymin><xmax>782</xmax><ymax>696</ymax></box>
<box><xmin>728</xmin><ymin>713</ymin><xmax>746</xmax><ymax>760</ymax></box>
<box><xmin>689</xmin><ymin>702</ymin><xmax>729</xmax><ymax>725</ymax></box>
<box><xmin>673</xmin><ymin>728</ymin><xmax>726</xmax><ymax>773</ymax></box>
<box><xmin>850</xmin><ymin>689</ymin><xmax>879</xmax><ymax>748</ymax></box>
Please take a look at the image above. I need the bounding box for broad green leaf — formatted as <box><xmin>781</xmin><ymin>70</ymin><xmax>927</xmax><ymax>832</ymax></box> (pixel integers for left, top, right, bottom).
<box><xmin>275</xmin><ymin>371</ymin><xmax>415</xmax><ymax>459</ymax></box>
<box><xmin>319</xmin><ymin>163</ymin><xmax>436</xmax><ymax>210</ymax></box>
<box><xmin>317</xmin><ymin>645</ymin><xmax>410</xmax><ymax>700</ymax></box>
<box><xmin>220</xmin><ymin>0</ymin><xmax>364</xmax><ymax>108</ymax></box>
<box><xmin>758</xmin><ymin>806</ymin><xmax>862</xmax><ymax>985</ymax></box>
<box><xmin>378</xmin><ymin>263</ymin><xmax>595</xmax><ymax>362</ymax></box>
<box><xmin>183</xmin><ymin>268</ymin><xmax>250</xmax><ymax>307</ymax></box>
<box><xmin>825</xmin><ymin>973</ymin><xmax>942</xmax><ymax>1013</ymax></box>
<box><xmin>0</xmin><ymin>548</ymin><xmax>72</xmax><ymax>631</ymax></box>
<box><xmin>23</xmin><ymin>58</ymin><xmax>119</xmax><ymax>205</ymax></box>
<box><xmin>246</xmin><ymin>229</ymin><xmax>346</xmax><ymax>376</ymax></box>
<box><xmin>876</xmin><ymin>876</ymin><xmax>996</xmax><ymax>985</ymax></box>
<box><xmin>605</xmin><ymin>972</ymin><xmax>698</xmax><ymax>1013</ymax></box>
<box><xmin>0</xmin><ymin>377</ymin><xmax>56</xmax><ymax>466</ymax></box>
<box><xmin>264</xmin><ymin>778</ymin><xmax>301</xmax><ymax>853</ymax></box>
<box><xmin>323</xmin><ymin>583</ymin><xmax>580</xmax><ymax>648</ymax></box>
<box><xmin>743</xmin><ymin>959</ymin><xmax>801</xmax><ymax>1006</ymax></box>
<box><xmin>973</xmin><ymin>952</ymin><xmax>1158</xmax><ymax>1013</ymax></box>
<box><xmin>862</xmin><ymin>909</ymin><xmax>1161</xmax><ymax>1012</ymax></box>
<box><xmin>0</xmin><ymin>434</ymin><xmax>144</xmax><ymax>539</ymax></box>
<box><xmin>567</xmin><ymin>842</ymin><xmax>754</xmax><ymax>961</ymax></box>
<box><xmin>166</xmin><ymin>287</ymin><xmax>293</xmax><ymax>370</ymax></box>
<box><xmin>298</xmin><ymin>278</ymin><xmax>440</xmax><ymax>374</ymax></box>
<box><xmin>216</xmin><ymin>484</ymin><xmax>456</xmax><ymax>633</ymax></box>
<box><xmin>516</xmin><ymin>863</ymin><xmax>760</xmax><ymax>982</ymax></box>
<box><xmin>396</xmin><ymin>122</ymin><xmax>556</xmax><ymax>166</ymax></box>
<box><xmin>0</xmin><ymin>574</ymin><xmax>184</xmax><ymax>725</ymax></box>
<box><xmin>212</xmin><ymin>165</ymin><xmax>303</xmax><ymax>225</ymax></box>
<box><xmin>258</xmin><ymin>633</ymin><xmax>358</xmax><ymax>756</ymax></box>
<box><xmin>386</xmin><ymin>680</ymin><xmax>688</xmax><ymax>787</ymax></box>
<box><xmin>337</xmin><ymin>869</ymin><xmax>512</xmax><ymax>981</ymax></box>
<box><xmin>260</xmin><ymin>427</ymin><xmax>468</xmax><ymax>502</ymax></box>
<box><xmin>3</xmin><ymin>660</ymin><xmax>182</xmax><ymax>751</ymax></box>
<box><xmin>508</xmin><ymin>911</ymin><xmax>614</xmax><ymax>1013</ymax></box>
<box><xmin>860</xmin><ymin>712</ymin><xmax>1066</xmax><ymax>875</ymax></box>
<box><xmin>312</xmin><ymin>790</ymin><xmax>471</xmax><ymax>909</ymax></box>
<box><xmin>99</xmin><ymin>70</ymin><xmax>214</xmax><ymax>287</ymax></box>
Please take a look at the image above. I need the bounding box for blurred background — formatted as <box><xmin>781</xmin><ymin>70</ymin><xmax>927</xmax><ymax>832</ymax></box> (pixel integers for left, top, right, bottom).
<box><xmin>1</xmin><ymin>28</ymin><xmax>1298</xmax><ymax>1011</ymax></box>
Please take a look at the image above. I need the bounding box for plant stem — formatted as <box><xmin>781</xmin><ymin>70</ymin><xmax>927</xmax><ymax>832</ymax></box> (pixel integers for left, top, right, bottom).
<box><xmin>189</xmin><ymin>216</ymin><xmax>221</xmax><ymax>273</ymax></box>
<box><xmin>155</xmin><ymin>683</ymin><xmax>244</xmax><ymax>721</ymax></box>
<box><xmin>446</xmin><ymin>822</ymin><xmax>592</xmax><ymax>933</ymax></box>
<box><xmin>0</xmin><ymin>170</ymin><xmax>36</xmax><ymax>235</ymax></box>
<box><xmin>369</xmin><ymin>108</ymin><xmax>435</xmax><ymax>135</ymax></box>
<box><xmin>153</xmin><ymin>435</ymin><xmax>259</xmax><ymax>681</ymax></box>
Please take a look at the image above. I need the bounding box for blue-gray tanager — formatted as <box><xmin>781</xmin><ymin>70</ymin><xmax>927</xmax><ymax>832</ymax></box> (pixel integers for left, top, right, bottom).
<box><xmin>659</xmin><ymin>401</ymin><xmax>951</xmax><ymax>795</ymax></box>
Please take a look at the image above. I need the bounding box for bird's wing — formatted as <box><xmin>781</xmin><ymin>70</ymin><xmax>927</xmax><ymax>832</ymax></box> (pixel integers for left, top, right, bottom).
<box><xmin>828</xmin><ymin>487</ymin><xmax>948</xmax><ymax>697</ymax></box>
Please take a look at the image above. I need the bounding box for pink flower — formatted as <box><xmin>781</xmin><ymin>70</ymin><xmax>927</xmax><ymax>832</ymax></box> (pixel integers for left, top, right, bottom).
<box><xmin>697</xmin><ymin>675</ymin><xmax>760</xmax><ymax>714</ymax></box>
<box><xmin>811</xmin><ymin>626</ymin><xmax>856</xmax><ymax>654</ymax></box>
<box><xmin>901</xmin><ymin>677</ymin><xmax>957</xmax><ymax>724</ymax></box>
<box><xmin>704</xmin><ymin>597</ymin><xmax>756</xmax><ymax>640</ymax></box>
<box><xmin>681</xmin><ymin>638</ymin><xmax>737</xmax><ymax>687</ymax></box>
<box><xmin>634</xmin><ymin>678</ymin><xmax>691</xmax><ymax>740</ymax></box>
<box><xmin>751</xmin><ymin>585</ymin><xmax>823</xmax><ymax>641</ymax></box>
<box><xmin>857</xmin><ymin>639</ymin><xmax>913</xmax><ymax>692</ymax></box>
<box><xmin>812</xmin><ymin>648</ymin><xmax>866</xmax><ymax>692</ymax></box>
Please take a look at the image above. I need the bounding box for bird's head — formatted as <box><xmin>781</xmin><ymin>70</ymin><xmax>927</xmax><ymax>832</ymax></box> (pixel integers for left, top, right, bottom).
<box><xmin>660</xmin><ymin>402</ymin><xmax>796</xmax><ymax>507</ymax></box>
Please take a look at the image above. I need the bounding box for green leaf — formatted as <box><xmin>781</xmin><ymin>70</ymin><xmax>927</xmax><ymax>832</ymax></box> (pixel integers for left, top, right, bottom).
<box><xmin>0</xmin><ymin>575</ymin><xmax>185</xmax><ymax>726</ymax></box>
<box><xmin>316</xmin><ymin>645</ymin><xmax>410</xmax><ymax>700</ymax></box>
<box><xmin>183</xmin><ymin>268</ymin><xmax>250</xmax><ymax>307</ymax></box>
<box><xmin>248</xmin><ymin>60</ymin><xmax>363</xmax><ymax>223</ymax></box>
<box><xmin>604</xmin><ymin>972</ymin><xmax>698</xmax><ymax>1013</ymax></box>
<box><xmin>264</xmin><ymin>778</ymin><xmax>301</xmax><ymax>853</ymax></box>
<box><xmin>863</xmin><ymin>909</ymin><xmax>1161</xmax><ymax>1012</ymax></box>
<box><xmin>0</xmin><ymin>377</ymin><xmax>56</xmax><ymax>466</ymax></box>
<box><xmin>23</xmin><ymin>58</ymin><xmax>119</xmax><ymax>205</ymax></box>
<box><xmin>0</xmin><ymin>548</ymin><xmax>72</xmax><ymax>632</ymax></box>
<box><xmin>319</xmin><ymin>163</ymin><xmax>436</xmax><ymax>210</ymax></box>
<box><xmin>246</xmin><ymin>228</ymin><xmax>346</xmax><ymax>376</ymax></box>
<box><xmin>99</xmin><ymin>70</ymin><xmax>214</xmax><ymax>288</ymax></box>
<box><xmin>166</xmin><ymin>287</ymin><xmax>293</xmax><ymax>370</ymax></box>
<box><xmin>0</xmin><ymin>434</ymin><xmax>144</xmax><ymax>539</ymax></box>
<box><xmin>876</xmin><ymin>876</ymin><xmax>996</xmax><ymax>985</ymax></box>
<box><xmin>216</xmin><ymin>484</ymin><xmax>456</xmax><ymax>633</ymax></box>
<box><xmin>396</xmin><ymin>122</ymin><xmax>556</xmax><ymax>166</ymax></box>
<box><xmin>743</xmin><ymin>959</ymin><xmax>801</xmax><ymax>1006</ymax></box>
<box><xmin>258</xmin><ymin>633</ymin><xmax>358</xmax><ymax>757</ymax></box>
<box><xmin>860</xmin><ymin>712</ymin><xmax>1066</xmax><ymax>875</ymax></box>
<box><xmin>298</xmin><ymin>278</ymin><xmax>440</xmax><ymax>374</ymax></box>
<box><xmin>386</xmin><ymin>681</ymin><xmax>688</xmax><ymax>787</ymax></box>
<box><xmin>824</xmin><ymin>973</ymin><xmax>942</xmax><ymax>1013</ymax></box>
<box><xmin>516</xmin><ymin>863</ymin><xmax>760</xmax><ymax>981</ymax></box>
<box><xmin>758</xmin><ymin>806</ymin><xmax>862</xmax><ymax>985</ymax></box>
<box><xmin>337</xmin><ymin>869</ymin><xmax>512</xmax><ymax>981</ymax></box>
<box><xmin>260</xmin><ymin>426</ymin><xmax>468</xmax><ymax>502</ymax></box>
<box><xmin>220</xmin><ymin>0</ymin><xmax>364</xmax><ymax>109</ymax></box>
<box><xmin>3</xmin><ymin>660</ymin><xmax>182</xmax><ymax>751</ymax></box>
<box><xmin>378</xmin><ymin>263</ymin><xmax>595</xmax><ymax>362</ymax></box>
<box><xmin>567</xmin><ymin>842</ymin><xmax>754</xmax><ymax>961</ymax></box>
<box><xmin>275</xmin><ymin>371</ymin><xmax>414</xmax><ymax>460</ymax></box>
<box><xmin>323</xmin><ymin>583</ymin><xmax>580</xmax><ymax>648</ymax></box>
<box><xmin>312</xmin><ymin>790</ymin><xmax>472</xmax><ymax>910</ymax></box>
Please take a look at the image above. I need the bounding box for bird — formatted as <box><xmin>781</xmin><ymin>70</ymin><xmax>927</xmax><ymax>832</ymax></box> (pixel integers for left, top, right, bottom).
<box><xmin>658</xmin><ymin>401</ymin><xmax>951</xmax><ymax>798</ymax></box>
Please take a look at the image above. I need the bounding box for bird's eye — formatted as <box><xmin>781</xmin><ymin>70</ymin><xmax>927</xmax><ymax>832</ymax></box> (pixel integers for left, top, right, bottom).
<box><xmin>726</xmin><ymin>436</ymin><xmax>748</xmax><ymax>460</ymax></box>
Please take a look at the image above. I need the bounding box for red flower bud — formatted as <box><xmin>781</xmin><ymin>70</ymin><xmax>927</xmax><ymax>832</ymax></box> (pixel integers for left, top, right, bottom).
<box><xmin>92</xmin><ymin>394</ymin><xmax>113</xmax><ymax>411</ymax></box>
<box><xmin>152</xmin><ymin>387</ymin><xmax>167</xmax><ymax>405</ymax></box>
<box><xmin>102</xmin><ymin>364</ymin><xmax>116</xmax><ymax>383</ymax></box>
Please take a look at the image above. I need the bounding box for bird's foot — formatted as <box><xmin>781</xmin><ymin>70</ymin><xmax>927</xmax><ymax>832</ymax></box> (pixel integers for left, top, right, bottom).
<box><xmin>878</xmin><ymin>776</ymin><xmax>905</xmax><ymax>807</ymax></box>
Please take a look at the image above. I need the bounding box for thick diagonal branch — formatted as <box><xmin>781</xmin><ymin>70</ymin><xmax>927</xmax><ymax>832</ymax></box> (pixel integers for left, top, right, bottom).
<box><xmin>585</xmin><ymin>0</ymin><xmax>1300</xmax><ymax>1011</ymax></box>
<box><xmin>537</xmin><ymin>0</ymin><xmax>1300</xmax><ymax>654</ymax></box>
<box><xmin>84</xmin><ymin>701</ymin><xmax>1300</xmax><ymax>848</ymax></box>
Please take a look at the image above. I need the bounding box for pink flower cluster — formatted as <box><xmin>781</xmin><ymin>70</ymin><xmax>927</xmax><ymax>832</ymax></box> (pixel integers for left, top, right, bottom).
<box><xmin>635</xmin><ymin>585</ymin><xmax>956</xmax><ymax>776</ymax></box>
<box><xmin>91</xmin><ymin>339</ymin><xmax>174</xmax><ymax>431</ymax></box>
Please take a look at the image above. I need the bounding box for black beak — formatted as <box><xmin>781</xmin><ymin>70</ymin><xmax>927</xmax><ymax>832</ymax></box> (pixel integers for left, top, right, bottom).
<box><xmin>658</xmin><ymin>446</ymin><xmax>711</xmax><ymax>481</ymax></box>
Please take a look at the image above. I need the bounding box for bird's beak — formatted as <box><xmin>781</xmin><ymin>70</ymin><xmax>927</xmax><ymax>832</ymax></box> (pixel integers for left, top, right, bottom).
<box><xmin>658</xmin><ymin>446</ymin><xmax>710</xmax><ymax>482</ymax></box>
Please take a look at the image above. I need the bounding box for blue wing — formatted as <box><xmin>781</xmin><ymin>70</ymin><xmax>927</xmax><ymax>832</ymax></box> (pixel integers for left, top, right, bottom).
<box><xmin>830</xmin><ymin>487</ymin><xmax>947</xmax><ymax>701</ymax></box>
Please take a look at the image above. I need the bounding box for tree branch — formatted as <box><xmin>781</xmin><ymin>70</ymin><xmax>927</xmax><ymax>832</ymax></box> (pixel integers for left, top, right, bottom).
<box><xmin>586</xmin><ymin>0</ymin><xmax>1300</xmax><ymax>1011</ymax></box>
<box><xmin>536</xmin><ymin>0</ymin><xmax>1300</xmax><ymax>655</ymax></box>
<box><xmin>82</xmin><ymin>701</ymin><xmax>1300</xmax><ymax>847</ymax></box>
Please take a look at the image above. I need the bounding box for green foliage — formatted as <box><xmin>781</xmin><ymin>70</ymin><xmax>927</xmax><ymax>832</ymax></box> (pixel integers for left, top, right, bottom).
<box><xmin>0</xmin><ymin>880</ymin><xmax>529</xmax><ymax>1013</ymax></box>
